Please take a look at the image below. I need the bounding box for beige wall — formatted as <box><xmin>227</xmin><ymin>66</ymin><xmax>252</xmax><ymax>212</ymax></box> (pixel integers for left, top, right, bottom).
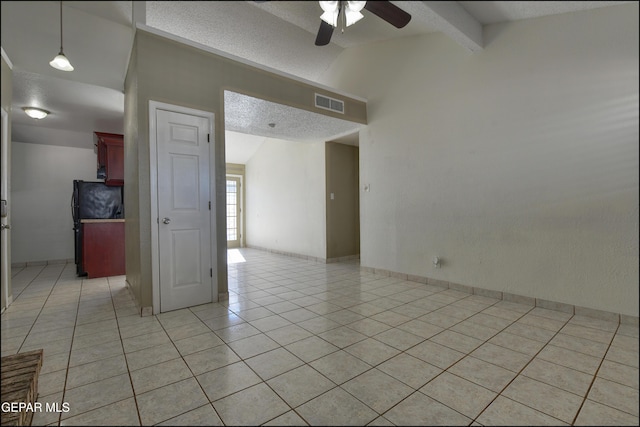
<box><xmin>320</xmin><ymin>4</ymin><xmax>639</xmax><ymax>316</ymax></box>
<box><xmin>245</xmin><ymin>138</ymin><xmax>326</xmax><ymax>259</ymax></box>
<box><xmin>326</xmin><ymin>142</ymin><xmax>359</xmax><ymax>260</ymax></box>
<box><xmin>226</xmin><ymin>163</ymin><xmax>245</xmax><ymax>176</ymax></box>
<box><xmin>243</xmin><ymin>140</ymin><xmax>360</xmax><ymax>262</ymax></box>
<box><xmin>11</xmin><ymin>142</ymin><xmax>97</xmax><ymax>264</ymax></box>
<box><xmin>1</xmin><ymin>55</ymin><xmax>10</xmax><ymax>113</ymax></box>
<box><xmin>126</xmin><ymin>29</ymin><xmax>367</xmax><ymax>311</ymax></box>
<box><xmin>124</xmin><ymin>39</ymin><xmax>142</xmax><ymax>306</ymax></box>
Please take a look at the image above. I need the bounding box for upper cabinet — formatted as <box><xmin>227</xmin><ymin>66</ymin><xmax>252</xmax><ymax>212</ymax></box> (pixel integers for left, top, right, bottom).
<box><xmin>95</xmin><ymin>132</ymin><xmax>124</xmax><ymax>186</ymax></box>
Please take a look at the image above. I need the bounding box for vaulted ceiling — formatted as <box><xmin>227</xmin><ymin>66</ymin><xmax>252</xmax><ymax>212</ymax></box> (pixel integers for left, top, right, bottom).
<box><xmin>1</xmin><ymin>1</ymin><xmax>632</xmax><ymax>157</ymax></box>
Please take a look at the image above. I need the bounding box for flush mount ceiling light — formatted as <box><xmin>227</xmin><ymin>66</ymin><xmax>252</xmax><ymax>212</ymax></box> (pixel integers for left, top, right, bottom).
<box><xmin>319</xmin><ymin>1</ymin><xmax>366</xmax><ymax>29</ymax></box>
<box><xmin>49</xmin><ymin>1</ymin><xmax>74</xmax><ymax>71</ymax></box>
<box><xmin>22</xmin><ymin>107</ymin><xmax>50</xmax><ymax>120</ymax></box>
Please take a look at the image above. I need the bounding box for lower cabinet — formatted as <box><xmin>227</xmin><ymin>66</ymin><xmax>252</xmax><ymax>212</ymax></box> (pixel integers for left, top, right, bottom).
<box><xmin>82</xmin><ymin>221</ymin><xmax>125</xmax><ymax>278</ymax></box>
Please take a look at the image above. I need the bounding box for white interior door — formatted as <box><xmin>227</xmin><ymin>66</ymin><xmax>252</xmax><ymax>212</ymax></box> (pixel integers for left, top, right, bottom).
<box><xmin>156</xmin><ymin>109</ymin><xmax>213</xmax><ymax>312</ymax></box>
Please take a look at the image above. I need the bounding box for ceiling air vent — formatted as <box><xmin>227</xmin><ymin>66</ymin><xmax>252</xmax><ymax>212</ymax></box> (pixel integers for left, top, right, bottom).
<box><xmin>315</xmin><ymin>93</ymin><xmax>344</xmax><ymax>114</ymax></box>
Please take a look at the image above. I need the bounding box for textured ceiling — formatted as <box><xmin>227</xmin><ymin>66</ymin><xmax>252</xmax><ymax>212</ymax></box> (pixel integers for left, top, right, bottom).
<box><xmin>12</xmin><ymin>70</ymin><xmax>124</xmax><ymax>134</ymax></box>
<box><xmin>223</xmin><ymin>91</ymin><xmax>363</xmax><ymax>162</ymax></box>
<box><xmin>145</xmin><ymin>1</ymin><xmax>344</xmax><ymax>83</ymax></box>
<box><xmin>224</xmin><ymin>91</ymin><xmax>362</xmax><ymax>143</ymax></box>
<box><xmin>458</xmin><ymin>1</ymin><xmax>631</xmax><ymax>24</ymax></box>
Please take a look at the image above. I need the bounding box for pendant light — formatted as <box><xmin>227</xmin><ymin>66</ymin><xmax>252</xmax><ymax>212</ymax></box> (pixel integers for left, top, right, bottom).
<box><xmin>49</xmin><ymin>1</ymin><xmax>74</xmax><ymax>71</ymax></box>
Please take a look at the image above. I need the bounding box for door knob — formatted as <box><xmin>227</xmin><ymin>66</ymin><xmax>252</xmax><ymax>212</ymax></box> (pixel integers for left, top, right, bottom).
<box><xmin>162</xmin><ymin>217</ymin><xmax>171</xmax><ymax>224</ymax></box>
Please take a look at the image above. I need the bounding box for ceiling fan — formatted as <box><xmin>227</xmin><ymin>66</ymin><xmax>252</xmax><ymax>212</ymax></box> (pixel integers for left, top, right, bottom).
<box><xmin>315</xmin><ymin>1</ymin><xmax>412</xmax><ymax>46</ymax></box>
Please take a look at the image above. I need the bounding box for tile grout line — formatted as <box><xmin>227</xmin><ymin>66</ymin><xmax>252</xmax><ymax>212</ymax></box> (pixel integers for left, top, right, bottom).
<box><xmin>54</xmin><ymin>264</ymin><xmax>81</xmax><ymax>427</ymax></box>
<box><xmin>363</xmin><ymin>299</ymin><xmax>536</xmax><ymax>424</ymax></box>
<box><xmin>153</xmin><ymin>306</ymin><xmax>229</xmax><ymax>425</ymax></box>
<box><xmin>234</xmin><ymin>263</ymin><xmax>521</xmax><ymax>423</ymax></box>
<box><xmin>12</xmin><ymin>264</ymin><xmax>51</xmax><ymax>354</ymax></box>
<box><xmin>467</xmin><ymin>308</ymin><xmax>575</xmax><ymax>425</ymax></box>
<box><xmin>108</xmin><ymin>275</ymin><xmax>144</xmax><ymax>427</ymax></box>
<box><xmin>569</xmin><ymin>321</ymin><xmax>623</xmax><ymax>425</ymax></box>
<box><xmin>198</xmin><ymin>304</ymin><xmax>341</xmax><ymax>426</ymax></box>
<box><xmin>216</xmin><ymin>285</ymin><xmax>508</xmax><ymax>424</ymax></box>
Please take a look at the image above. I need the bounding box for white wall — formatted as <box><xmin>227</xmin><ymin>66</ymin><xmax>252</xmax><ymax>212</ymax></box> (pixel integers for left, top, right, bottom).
<box><xmin>245</xmin><ymin>138</ymin><xmax>326</xmax><ymax>259</ymax></box>
<box><xmin>320</xmin><ymin>4</ymin><xmax>639</xmax><ymax>316</ymax></box>
<box><xmin>11</xmin><ymin>140</ymin><xmax>97</xmax><ymax>264</ymax></box>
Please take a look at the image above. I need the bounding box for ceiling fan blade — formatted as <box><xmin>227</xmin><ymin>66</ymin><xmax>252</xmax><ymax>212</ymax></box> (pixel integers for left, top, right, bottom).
<box><xmin>364</xmin><ymin>1</ymin><xmax>411</xmax><ymax>28</ymax></box>
<box><xmin>315</xmin><ymin>20</ymin><xmax>335</xmax><ymax>46</ymax></box>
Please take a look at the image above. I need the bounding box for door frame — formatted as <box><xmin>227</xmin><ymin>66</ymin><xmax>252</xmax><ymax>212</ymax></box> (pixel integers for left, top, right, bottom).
<box><xmin>1</xmin><ymin>107</ymin><xmax>11</xmax><ymax>313</ymax></box>
<box><xmin>149</xmin><ymin>101</ymin><xmax>216</xmax><ymax>314</ymax></box>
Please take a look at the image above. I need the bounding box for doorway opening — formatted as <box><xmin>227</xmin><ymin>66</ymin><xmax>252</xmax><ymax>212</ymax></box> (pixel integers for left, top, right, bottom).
<box><xmin>222</xmin><ymin>90</ymin><xmax>363</xmax><ymax>274</ymax></box>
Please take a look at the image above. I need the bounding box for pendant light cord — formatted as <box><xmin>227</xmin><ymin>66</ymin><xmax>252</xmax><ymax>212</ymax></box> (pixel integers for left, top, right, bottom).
<box><xmin>59</xmin><ymin>1</ymin><xmax>64</xmax><ymax>52</ymax></box>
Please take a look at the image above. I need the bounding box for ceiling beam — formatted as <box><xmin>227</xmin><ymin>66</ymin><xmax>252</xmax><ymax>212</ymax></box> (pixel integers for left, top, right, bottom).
<box><xmin>132</xmin><ymin>1</ymin><xmax>146</xmax><ymax>28</ymax></box>
<box><xmin>395</xmin><ymin>1</ymin><xmax>483</xmax><ymax>52</ymax></box>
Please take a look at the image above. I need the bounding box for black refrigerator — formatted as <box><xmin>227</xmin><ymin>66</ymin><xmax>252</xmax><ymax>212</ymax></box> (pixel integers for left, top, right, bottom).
<box><xmin>72</xmin><ymin>180</ymin><xmax>124</xmax><ymax>276</ymax></box>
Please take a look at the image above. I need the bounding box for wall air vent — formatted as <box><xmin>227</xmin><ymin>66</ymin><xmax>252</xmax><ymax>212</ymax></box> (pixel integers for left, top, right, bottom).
<box><xmin>315</xmin><ymin>93</ymin><xmax>344</xmax><ymax>114</ymax></box>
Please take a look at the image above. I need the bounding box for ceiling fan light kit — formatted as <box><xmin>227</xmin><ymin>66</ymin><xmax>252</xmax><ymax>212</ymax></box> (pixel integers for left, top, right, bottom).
<box><xmin>319</xmin><ymin>1</ymin><xmax>339</xmax><ymax>27</ymax></box>
<box><xmin>345</xmin><ymin>1</ymin><xmax>366</xmax><ymax>26</ymax></box>
<box><xmin>50</xmin><ymin>0</ymin><xmax>74</xmax><ymax>71</ymax></box>
<box><xmin>315</xmin><ymin>0</ymin><xmax>411</xmax><ymax>46</ymax></box>
<box><xmin>319</xmin><ymin>1</ymin><xmax>365</xmax><ymax>28</ymax></box>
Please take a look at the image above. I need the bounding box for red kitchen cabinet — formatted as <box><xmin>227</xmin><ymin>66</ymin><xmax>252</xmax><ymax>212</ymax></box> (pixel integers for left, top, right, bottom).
<box><xmin>82</xmin><ymin>220</ymin><xmax>125</xmax><ymax>278</ymax></box>
<box><xmin>95</xmin><ymin>132</ymin><xmax>124</xmax><ymax>186</ymax></box>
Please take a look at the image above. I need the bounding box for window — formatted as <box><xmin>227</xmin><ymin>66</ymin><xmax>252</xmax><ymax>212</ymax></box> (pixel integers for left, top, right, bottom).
<box><xmin>226</xmin><ymin>177</ymin><xmax>241</xmax><ymax>247</ymax></box>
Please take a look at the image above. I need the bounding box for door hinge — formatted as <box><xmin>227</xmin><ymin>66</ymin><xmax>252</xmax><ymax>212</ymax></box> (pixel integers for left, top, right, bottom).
<box><xmin>210</xmin><ymin>268</ymin><xmax>213</xmax><ymax>277</ymax></box>
<box><xmin>208</xmin><ymin>201</ymin><xmax>211</xmax><ymax>210</ymax></box>
<box><xmin>207</xmin><ymin>134</ymin><xmax>210</xmax><ymax>143</ymax></box>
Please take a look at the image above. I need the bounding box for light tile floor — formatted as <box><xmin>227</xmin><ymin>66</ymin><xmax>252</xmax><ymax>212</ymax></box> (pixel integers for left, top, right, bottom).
<box><xmin>2</xmin><ymin>248</ymin><xmax>638</xmax><ymax>426</ymax></box>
